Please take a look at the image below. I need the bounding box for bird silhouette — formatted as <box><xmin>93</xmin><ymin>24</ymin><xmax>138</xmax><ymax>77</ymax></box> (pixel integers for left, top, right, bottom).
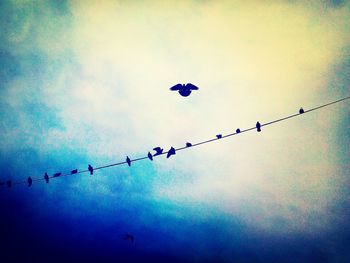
<box><xmin>53</xmin><ymin>172</ymin><xmax>61</xmax><ymax>177</ymax></box>
<box><xmin>170</xmin><ymin>83</ymin><xmax>199</xmax><ymax>97</ymax></box>
<box><xmin>236</xmin><ymin>128</ymin><xmax>241</xmax><ymax>133</ymax></box>
<box><xmin>27</xmin><ymin>177</ymin><xmax>32</xmax><ymax>187</ymax></box>
<box><xmin>153</xmin><ymin>147</ymin><xmax>163</xmax><ymax>156</ymax></box>
<box><xmin>256</xmin><ymin>121</ymin><xmax>262</xmax><ymax>132</ymax></box>
<box><xmin>186</xmin><ymin>142</ymin><xmax>192</xmax><ymax>147</ymax></box>
<box><xmin>216</xmin><ymin>134</ymin><xmax>222</xmax><ymax>139</ymax></box>
<box><xmin>126</xmin><ymin>156</ymin><xmax>131</xmax><ymax>166</ymax></box>
<box><xmin>167</xmin><ymin>147</ymin><xmax>176</xmax><ymax>158</ymax></box>
<box><xmin>123</xmin><ymin>234</ymin><xmax>135</xmax><ymax>243</ymax></box>
<box><xmin>147</xmin><ymin>152</ymin><xmax>153</xmax><ymax>161</ymax></box>
<box><xmin>71</xmin><ymin>169</ymin><xmax>78</xmax><ymax>174</ymax></box>
<box><xmin>88</xmin><ymin>164</ymin><xmax>94</xmax><ymax>175</ymax></box>
<box><xmin>44</xmin><ymin>172</ymin><xmax>49</xmax><ymax>183</ymax></box>
<box><xmin>299</xmin><ymin>108</ymin><xmax>305</xmax><ymax>114</ymax></box>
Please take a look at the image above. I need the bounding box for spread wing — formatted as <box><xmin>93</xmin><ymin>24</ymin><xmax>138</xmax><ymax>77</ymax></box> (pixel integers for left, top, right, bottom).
<box><xmin>186</xmin><ymin>83</ymin><xmax>199</xmax><ymax>90</ymax></box>
<box><xmin>170</xmin><ymin>83</ymin><xmax>182</xmax><ymax>90</ymax></box>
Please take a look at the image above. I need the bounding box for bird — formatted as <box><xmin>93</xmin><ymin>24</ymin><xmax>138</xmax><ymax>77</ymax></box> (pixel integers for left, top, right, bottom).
<box><xmin>167</xmin><ymin>147</ymin><xmax>176</xmax><ymax>158</ymax></box>
<box><xmin>153</xmin><ymin>147</ymin><xmax>163</xmax><ymax>156</ymax></box>
<box><xmin>53</xmin><ymin>172</ymin><xmax>61</xmax><ymax>177</ymax></box>
<box><xmin>123</xmin><ymin>234</ymin><xmax>135</xmax><ymax>243</ymax></box>
<box><xmin>27</xmin><ymin>177</ymin><xmax>32</xmax><ymax>187</ymax></box>
<box><xmin>299</xmin><ymin>108</ymin><xmax>305</xmax><ymax>114</ymax></box>
<box><xmin>147</xmin><ymin>152</ymin><xmax>153</xmax><ymax>161</ymax></box>
<box><xmin>236</xmin><ymin>128</ymin><xmax>241</xmax><ymax>133</ymax></box>
<box><xmin>126</xmin><ymin>156</ymin><xmax>131</xmax><ymax>167</ymax></box>
<box><xmin>88</xmin><ymin>164</ymin><xmax>94</xmax><ymax>175</ymax></box>
<box><xmin>256</xmin><ymin>121</ymin><xmax>262</xmax><ymax>132</ymax></box>
<box><xmin>186</xmin><ymin>142</ymin><xmax>192</xmax><ymax>147</ymax></box>
<box><xmin>71</xmin><ymin>169</ymin><xmax>78</xmax><ymax>174</ymax></box>
<box><xmin>170</xmin><ymin>83</ymin><xmax>199</xmax><ymax>97</ymax></box>
<box><xmin>44</xmin><ymin>172</ymin><xmax>49</xmax><ymax>183</ymax></box>
<box><xmin>216</xmin><ymin>134</ymin><xmax>222</xmax><ymax>139</ymax></box>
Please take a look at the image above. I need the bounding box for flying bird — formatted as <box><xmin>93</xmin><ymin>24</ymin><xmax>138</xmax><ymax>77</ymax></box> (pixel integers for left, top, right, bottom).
<box><xmin>27</xmin><ymin>177</ymin><xmax>32</xmax><ymax>187</ymax></box>
<box><xmin>256</xmin><ymin>121</ymin><xmax>262</xmax><ymax>132</ymax></box>
<box><xmin>126</xmin><ymin>156</ymin><xmax>131</xmax><ymax>167</ymax></box>
<box><xmin>170</xmin><ymin>83</ymin><xmax>199</xmax><ymax>97</ymax></box>
<box><xmin>123</xmin><ymin>234</ymin><xmax>135</xmax><ymax>243</ymax></box>
<box><xmin>44</xmin><ymin>172</ymin><xmax>49</xmax><ymax>183</ymax></box>
<box><xmin>153</xmin><ymin>147</ymin><xmax>163</xmax><ymax>156</ymax></box>
<box><xmin>88</xmin><ymin>164</ymin><xmax>94</xmax><ymax>175</ymax></box>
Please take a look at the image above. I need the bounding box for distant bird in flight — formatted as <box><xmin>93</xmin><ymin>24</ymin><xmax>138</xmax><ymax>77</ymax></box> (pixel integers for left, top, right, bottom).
<box><xmin>123</xmin><ymin>234</ymin><xmax>135</xmax><ymax>243</ymax></box>
<box><xmin>170</xmin><ymin>83</ymin><xmax>199</xmax><ymax>97</ymax></box>
<box><xmin>153</xmin><ymin>147</ymin><xmax>163</xmax><ymax>156</ymax></box>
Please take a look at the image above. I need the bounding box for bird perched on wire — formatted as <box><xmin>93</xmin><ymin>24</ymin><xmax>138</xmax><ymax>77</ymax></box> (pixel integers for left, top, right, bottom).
<box><xmin>170</xmin><ymin>83</ymin><xmax>199</xmax><ymax>97</ymax></box>
<box><xmin>88</xmin><ymin>164</ymin><xmax>94</xmax><ymax>175</ymax></box>
<box><xmin>126</xmin><ymin>156</ymin><xmax>131</xmax><ymax>167</ymax></box>
<box><xmin>167</xmin><ymin>147</ymin><xmax>176</xmax><ymax>158</ymax></box>
<box><xmin>153</xmin><ymin>147</ymin><xmax>163</xmax><ymax>156</ymax></box>
<box><xmin>44</xmin><ymin>172</ymin><xmax>49</xmax><ymax>183</ymax></box>
<box><xmin>256</xmin><ymin>121</ymin><xmax>262</xmax><ymax>132</ymax></box>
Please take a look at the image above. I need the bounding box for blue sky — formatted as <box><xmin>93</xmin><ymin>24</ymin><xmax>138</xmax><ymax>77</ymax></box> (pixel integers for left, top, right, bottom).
<box><xmin>0</xmin><ymin>0</ymin><xmax>350</xmax><ymax>262</ymax></box>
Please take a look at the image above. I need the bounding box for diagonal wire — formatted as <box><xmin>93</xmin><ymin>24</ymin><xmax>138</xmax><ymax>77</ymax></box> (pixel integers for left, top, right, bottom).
<box><xmin>4</xmin><ymin>95</ymin><xmax>350</xmax><ymax>187</ymax></box>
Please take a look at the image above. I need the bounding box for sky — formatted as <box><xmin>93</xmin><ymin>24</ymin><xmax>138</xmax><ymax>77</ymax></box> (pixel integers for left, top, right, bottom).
<box><xmin>0</xmin><ymin>0</ymin><xmax>349</xmax><ymax>262</ymax></box>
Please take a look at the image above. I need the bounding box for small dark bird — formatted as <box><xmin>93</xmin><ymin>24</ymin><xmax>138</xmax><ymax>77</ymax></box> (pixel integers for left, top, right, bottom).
<box><xmin>299</xmin><ymin>108</ymin><xmax>304</xmax><ymax>114</ymax></box>
<box><xmin>236</xmin><ymin>128</ymin><xmax>241</xmax><ymax>133</ymax></box>
<box><xmin>71</xmin><ymin>169</ymin><xmax>78</xmax><ymax>174</ymax></box>
<box><xmin>147</xmin><ymin>152</ymin><xmax>153</xmax><ymax>161</ymax></box>
<box><xmin>170</xmin><ymin>83</ymin><xmax>199</xmax><ymax>97</ymax></box>
<box><xmin>216</xmin><ymin>134</ymin><xmax>222</xmax><ymax>139</ymax></box>
<box><xmin>153</xmin><ymin>147</ymin><xmax>163</xmax><ymax>156</ymax></box>
<box><xmin>6</xmin><ymin>180</ymin><xmax>12</xmax><ymax>188</ymax></box>
<box><xmin>123</xmin><ymin>234</ymin><xmax>135</xmax><ymax>243</ymax></box>
<box><xmin>27</xmin><ymin>177</ymin><xmax>32</xmax><ymax>187</ymax></box>
<box><xmin>44</xmin><ymin>172</ymin><xmax>49</xmax><ymax>183</ymax></box>
<box><xmin>256</xmin><ymin>121</ymin><xmax>261</xmax><ymax>132</ymax></box>
<box><xmin>126</xmin><ymin>156</ymin><xmax>131</xmax><ymax>167</ymax></box>
<box><xmin>53</xmin><ymin>172</ymin><xmax>61</xmax><ymax>177</ymax></box>
<box><xmin>167</xmin><ymin>147</ymin><xmax>176</xmax><ymax>158</ymax></box>
<box><xmin>186</xmin><ymin>142</ymin><xmax>192</xmax><ymax>147</ymax></box>
<box><xmin>88</xmin><ymin>164</ymin><xmax>94</xmax><ymax>175</ymax></box>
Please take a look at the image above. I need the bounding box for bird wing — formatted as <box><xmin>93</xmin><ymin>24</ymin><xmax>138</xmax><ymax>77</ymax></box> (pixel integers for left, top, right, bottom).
<box><xmin>186</xmin><ymin>83</ymin><xmax>199</xmax><ymax>90</ymax></box>
<box><xmin>170</xmin><ymin>84</ymin><xmax>182</xmax><ymax>90</ymax></box>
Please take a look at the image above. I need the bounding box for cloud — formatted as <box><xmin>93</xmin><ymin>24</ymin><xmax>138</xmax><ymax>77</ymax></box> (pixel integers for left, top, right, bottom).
<box><xmin>1</xmin><ymin>0</ymin><xmax>350</xmax><ymax>237</ymax></box>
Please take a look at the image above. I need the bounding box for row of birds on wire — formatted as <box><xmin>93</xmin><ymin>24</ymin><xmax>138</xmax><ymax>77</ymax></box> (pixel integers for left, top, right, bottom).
<box><xmin>1</xmin><ymin>93</ymin><xmax>349</xmax><ymax>189</ymax></box>
<box><xmin>0</xmin><ymin>109</ymin><xmax>308</xmax><ymax>188</ymax></box>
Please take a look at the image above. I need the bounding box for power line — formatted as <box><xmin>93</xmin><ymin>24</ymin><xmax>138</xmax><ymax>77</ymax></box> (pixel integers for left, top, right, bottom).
<box><xmin>2</xmin><ymin>95</ymin><xmax>350</xmax><ymax>188</ymax></box>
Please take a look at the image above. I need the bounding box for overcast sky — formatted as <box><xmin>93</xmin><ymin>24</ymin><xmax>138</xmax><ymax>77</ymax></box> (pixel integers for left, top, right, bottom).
<box><xmin>0</xmin><ymin>0</ymin><xmax>349</xmax><ymax>262</ymax></box>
